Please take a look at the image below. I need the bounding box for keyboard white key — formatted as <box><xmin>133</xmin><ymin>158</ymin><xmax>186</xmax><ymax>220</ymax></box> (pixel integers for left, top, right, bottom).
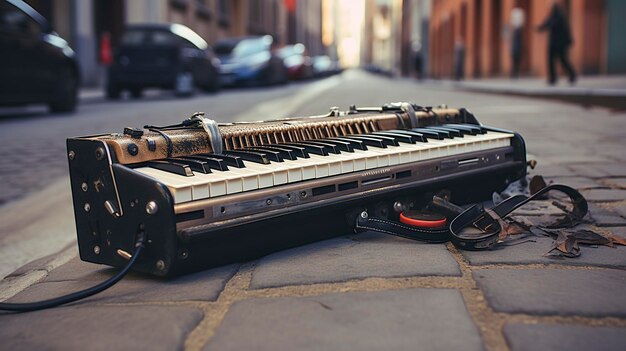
<box><xmin>134</xmin><ymin>130</ymin><xmax>514</xmax><ymax>203</ymax></box>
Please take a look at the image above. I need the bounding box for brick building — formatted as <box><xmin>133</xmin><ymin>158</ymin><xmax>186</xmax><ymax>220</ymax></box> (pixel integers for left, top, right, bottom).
<box><xmin>429</xmin><ymin>0</ymin><xmax>626</xmax><ymax>79</ymax></box>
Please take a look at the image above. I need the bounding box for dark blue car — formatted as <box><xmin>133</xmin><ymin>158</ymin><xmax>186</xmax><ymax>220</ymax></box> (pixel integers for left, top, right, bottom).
<box><xmin>214</xmin><ymin>35</ymin><xmax>287</xmax><ymax>86</ymax></box>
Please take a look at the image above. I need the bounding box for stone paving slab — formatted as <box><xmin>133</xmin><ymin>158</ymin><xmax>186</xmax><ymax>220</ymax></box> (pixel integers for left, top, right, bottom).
<box><xmin>250</xmin><ymin>232</ymin><xmax>460</xmax><ymax>289</ymax></box>
<box><xmin>538</xmin><ymin>154</ymin><xmax>613</xmax><ymax>165</ymax></box>
<box><xmin>474</xmin><ymin>268</ymin><xmax>626</xmax><ymax>317</ymax></box>
<box><xmin>462</xmin><ymin>234</ymin><xmax>626</xmax><ymax>268</ymax></box>
<box><xmin>4</xmin><ymin>247</ymin><xmax>71</xmax><ymax>278</ymax></box>
<box><xmin>507</xmin><ymin>200</ymin><xmax>566</xmax><ymax>216</ymax></box>
<box><xmin>588</xmin><ymin>203</ymin><xmax>626</xmax><ymax>226</ymax></box>
<box><xmin>606</xmin><ymin>226</ymin><xmax>626</xmax><ymax>239</ymax></box>
<box><xmin>0</xmin><ymin>305</ymin><xmax>203</xmax><ymax>351</ymax></box>
<box><xmin>602</xmin><ymin>177</ymin><xmax>626</xmax><ymax>189</ymax></box>
<box><xmin>590</xmin><ymin>164</ymin><xmax>626</xmax><ymax>177</ymax></box>
<box><xmin>205</xmin><ymin>289</ymin><xmax>483</xmax><ymax>351</ymax></box>
<box><xmin>568</xmin><ymin>164</ymin><xmax>626</xmax><ymax>179</ymax></box>
<box><xmin>606</xmin><ymin>201</ymin><xmax>626</xmax><ymax>218</ymax></box>
<box><xmin>545</xmin><ymin>176</ymin><xmax>603</xmax><ymax>190</ymax></box>
<box><xmin>7</xmin><ymin>256</ymin><xmax>238</xmax><ymax>304</ymax></box>
<box><xmin>504</xmin><ymin>323</ymin><xmax>626</xmax><ymax>351</ymax></box>
<box><xmin>580</xmin><ymin>189</ymin><xmax>626</xmax><ymax>202</ymax></box>
<box><xmin>528</xmin><ymin>164</ymin><xmax>573</xmax><ymax>178</ymax></box>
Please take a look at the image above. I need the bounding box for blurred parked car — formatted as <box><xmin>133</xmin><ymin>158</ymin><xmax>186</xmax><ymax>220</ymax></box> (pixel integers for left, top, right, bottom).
<box><xmin>312</xmin><ymin>55</ymin><xmax>342</xmax><ymax>77</ymax></box>
<box><xmin>277</xmin><ymin>43</ymin><xmax>314</xmax><ymax>80</ymax></box>
<box><xmin>107</xmin><ymin>23</ymin><xmax>220</xmax><ymax>99</ymax></box>
<box><xmin>214</xmin><ymin>35</ymin><xmax>287</xmax><ymax>86</ymax></box>
<box><xmin>0</xmin><ymin>0</ymin><xmax>79</xmax><ymax>112</ymax></box>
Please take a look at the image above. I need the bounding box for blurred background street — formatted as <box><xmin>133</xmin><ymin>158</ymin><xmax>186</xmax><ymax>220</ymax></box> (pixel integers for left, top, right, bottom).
<box><xmin>1</xmin><ymin>0</ymin><xmax>625</xmax><ymax>350</ymax></box>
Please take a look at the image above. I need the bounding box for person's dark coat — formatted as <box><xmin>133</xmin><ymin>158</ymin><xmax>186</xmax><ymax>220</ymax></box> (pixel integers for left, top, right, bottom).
<box><xmin>539</xmin><ymin>4</ymin><xmax>572</xmax><ymax>51</ymax></box>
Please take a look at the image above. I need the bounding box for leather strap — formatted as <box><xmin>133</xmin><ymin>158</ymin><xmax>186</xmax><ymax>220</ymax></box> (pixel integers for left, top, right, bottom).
<box><xmin>355</xmin><ymin>184</ymin><xmax>588</xmax><ymax>250</ymax></box>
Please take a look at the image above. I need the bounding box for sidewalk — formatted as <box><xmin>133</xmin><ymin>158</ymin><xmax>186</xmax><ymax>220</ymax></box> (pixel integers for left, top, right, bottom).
<box><xmin>441</xmin><ymin>75</ymin><xmax>626</xmax><ymax>110</ymax></box>
<box><xmin>79</xmin><ymin>87</ymin><xmax>105</xmax><ymax>102</ymax></box>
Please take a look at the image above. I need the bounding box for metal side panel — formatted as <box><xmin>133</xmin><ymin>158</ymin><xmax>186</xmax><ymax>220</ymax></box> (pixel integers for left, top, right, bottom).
<box><xmin>67</xmin><ymin>138</ymin><xmax>179</xmax><ymax>276</ymax></box>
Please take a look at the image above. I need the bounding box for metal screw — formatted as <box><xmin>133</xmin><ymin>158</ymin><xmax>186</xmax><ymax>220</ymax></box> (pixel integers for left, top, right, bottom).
<box><xmin>95</xmin><ymin>147</ymin><xmax>105</xmax><ymax>160</ymax></box>
<box><xmin>93</xmin><ymin>245</ymin><xmax>100</xmax><ymax>255</ymax></box>
<box><xmin>266</xmin><ymin>199</ymin><xmax>272</xmax><ymax>205</ymax></box>
<box><xmin>81</xmin><ymin>182</ymin><xmax>88</xmax><ymax>192</ymax></box>
<box><xmin>68</xmin><ymin>150</ymin><xmax>75</xmax><ymax>160</ymax></box>
<box><xmin>84</xmin><ymin>203</ymin><xmax>91</xmax><ymax>212</ymax></box>
<box><xmin>393</xmin><ymin>201</ymin><xmax>404</xmax><ymax>213</ymax></box>
<box><xmin>156</xmin><ymin>260</ymin><xmax>166</xmax><ymax>271</ymax></box>
<box><xmin>146</xmin><ymin>201</ymin><xmax>158</xmax><ymax>215</ymax></box>
<box><xmin>360</xmin><ymin>211</ymin><xmax>368</xmax><ymax>219</ymax></box>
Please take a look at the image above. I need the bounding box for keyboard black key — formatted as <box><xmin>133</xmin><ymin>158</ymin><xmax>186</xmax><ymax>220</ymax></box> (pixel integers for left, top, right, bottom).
<box><xmin>345</xmin><ymin>135</ymin><xmax>387</xmax><ymax>148</ymax></box>
<box><xmin>315</xmin><ymin>139</ymin><xmax>354</xmax><ymax>152</ymax></box>
<box><xmin>168</xmin><ymin>158</ymin><xmax>212</xmax><ymax>173</ymax></box>
<box><xmin>328</xmin><ymin>137</ymin><xmax>368</xmax><ymax>151</ymax></box>
<box><xmin>386</xmin><ymin>130</ymin><xmax>428</xmax><ymax>142</ymax></box>
<box><xmin>442</xmin><ymin>124</ymin><xmax>483</xmax><ymax>135</ymax></box>
<box><xmin>192</xmin><ymin>154</ymin><xmax>231</xmax><ymax>171</ymax></box>
<box><xmin>437</xmin><ymin>126</ymin><xmax>471</xmax><ymax>136</ymax></box>
<box><xmin>297</xmin><ymin>140</ymin><xmax>341</xmax><ymax>154</ymax></box>
<box><xmin>282</xmin><ymin>142</ymin><xmax>328</xmax><ymax>156</ymax></box>
<box><xmin>355</xmin><ymin>134</ymin><xmax>399</xmax><ymax>146</ymax></box>
<box><xmin>410</xmin><ymin>128</ymin><xmax>445</xmax><ymax>140</ymax></box>
<box><xmin>418</xmin><ymin>127</ymin><xmax>453</xmax><ymax>139</ymax></box>
<box><xmin>427</xmin><ymin>126</ymin><xmax>463</xmax><ymax>137</ymax></box>
<box><xmin>224</xmin><ymin>150</ymin><xmax>271</xmax><ymax>164</ymax></box>
<box><xmin>250</xmin><ymin>146</ymin><xmax>298</xmax><ymax>160</ymax></box>
<box><xmin>371</xmin><ymin>131</ymin><xmax>416</xmax><ymax>144</ymax></box>
<box><xmin>274</xmin><ymin>144</ymin><xmax>310</xmax><ymax>158</ymax></box>
<box><xmin>245</xmin><ymin>147</ymin><xmax>284</xmax><ymax>162</ymax></box>
<box><xmin>147</xmin><ymin>160</ymin><xmax>194</xmax><ymax>177</ymax></box>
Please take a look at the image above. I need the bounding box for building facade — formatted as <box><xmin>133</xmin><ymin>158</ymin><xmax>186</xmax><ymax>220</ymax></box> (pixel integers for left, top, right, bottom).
<box><xmin>429</xmin><ymin>0</ymin><xmax>626</xmax><ymax>79</ymax></box>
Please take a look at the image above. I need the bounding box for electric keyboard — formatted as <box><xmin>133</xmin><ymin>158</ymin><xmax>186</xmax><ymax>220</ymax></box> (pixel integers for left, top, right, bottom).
<box><xmin>67</xmin><ymin>103</ymin><xmax>527</xmax><ymax>276</ymax></box>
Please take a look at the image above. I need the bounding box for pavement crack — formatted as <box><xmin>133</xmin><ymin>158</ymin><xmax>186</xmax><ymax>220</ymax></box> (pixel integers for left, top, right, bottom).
<box><xmin>316</xmin><ymin>300</ymin><xmax>334</xmax><ymax>311</ymax></box>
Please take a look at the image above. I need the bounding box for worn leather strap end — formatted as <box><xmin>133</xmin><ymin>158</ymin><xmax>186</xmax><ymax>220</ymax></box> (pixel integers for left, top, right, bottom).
<box><xmin>354</xmin><ymin>211</ymin><xmax>449</xmax><ymax>243</ymax></box>
<box><xmin>449</xmin><ymin>205</ymin><xmax>502</xmax><ymax>250</ymax></box>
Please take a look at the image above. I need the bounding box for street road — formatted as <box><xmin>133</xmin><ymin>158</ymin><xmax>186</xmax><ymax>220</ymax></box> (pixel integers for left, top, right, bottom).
<box><xmin>1</xmin><ymin>69</ymin><xmax>624</xmax><ymax>278</ymax></box>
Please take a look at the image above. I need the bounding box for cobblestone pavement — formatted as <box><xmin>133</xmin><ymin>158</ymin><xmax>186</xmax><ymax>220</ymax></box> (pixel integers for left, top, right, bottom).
<box><xmin>1</xmin><ymin>71</ymin><xmax>625</xmax><ymax>350</ymax></box>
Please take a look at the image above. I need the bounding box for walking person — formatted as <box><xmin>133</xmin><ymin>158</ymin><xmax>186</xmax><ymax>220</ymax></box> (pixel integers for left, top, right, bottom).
<box><xmin>412</xmin><ymin>41</ymin><xmax>423</xmax><ymax>80</ymax></box>
<box><xmin>510</xmin><ymin>8</ymin><xmax>524</xmax><ymax>78</ymax></box>
<box><xmin>538</xmin><ymin>1</ymin><xmax>576</xmax><ymax>85</ymax></box>
<box><xmin>453</xmin><ymin>39</ymin><xmax>465</xmax><ymax>81</ymax></box>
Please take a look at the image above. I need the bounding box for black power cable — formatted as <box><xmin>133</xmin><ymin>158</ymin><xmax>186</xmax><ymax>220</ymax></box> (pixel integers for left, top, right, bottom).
<box><xmin>0</xmin><ymin>235</ymin><xmax>145</xmax><ymax>313</ymax></box>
